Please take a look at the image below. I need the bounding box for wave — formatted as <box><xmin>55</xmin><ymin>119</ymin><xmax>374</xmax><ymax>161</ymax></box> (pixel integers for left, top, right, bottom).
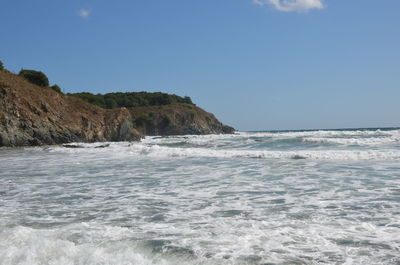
<box><xmin>46</xmin><ymin>143</ymin><xmax>400</xmax><ymax>161</ymax></box>
<box><xmin>303</xmin><ymin>136</ymin><xmax>400</xmax><ymax>146</ymax></box>
<box><xmin>40</xmin><ymin>128</ymin><xmax>400</xmax><ymax>161</ymax></box>
<box><xmin>244</xmin><ymin>129</ymin><xmax>400</xmax><ymax>147</ymax></box>
<box><xmin>0</xmin><ymin>225</ymin><xmax>200</xmax><ymax>265</ymax></box>
<box><xmin>244</xmin><ymin>128</ymin><xmax>400</xmax><ymax>138</ymax></box>
<box><xmin>2</xmin><ymin>219</ymin><xmax>398</xmax><ymax>265</ymax></box>
<box><xmin>141</xmin><ymin>129</ymin><xmax>400</xmax><ymax>148</ymax></box>
<box><xmin>134</xmin><ymin>145</ymin><xmax>400</xmax><ymax>160</ymax></box>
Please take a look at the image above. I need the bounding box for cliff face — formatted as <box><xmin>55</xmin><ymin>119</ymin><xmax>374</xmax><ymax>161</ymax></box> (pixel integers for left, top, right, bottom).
<box><xmin>131</xmin><ymin>104</ymin><xmax>234</xmax><ymax>136</ymax></box>
<box><xmin>0</xmin><ymin>71</ymin><xmax>141</xmax><ymax>146</ymax></box>
<box><xmin>0</xmin><ymin>70</ymin><xmax>234</xmax><ymax>147</ymax></box>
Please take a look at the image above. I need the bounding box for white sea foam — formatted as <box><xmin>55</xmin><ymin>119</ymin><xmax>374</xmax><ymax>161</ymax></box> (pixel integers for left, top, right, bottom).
<box><xmin>0</xmin><ymin>225</ymin><xmax>196</xmax><ymax>265</ymax></box>
<box><xmin>1</xmin><ymin>218</ymin><xmax>399</xmax><ymax>265</ymax></box>
<box><xmin>46</xmin><ymin>141</ymin><xmax>400</xmax><ymax>161</ymax></box>
<box><xmin>136</xmin><ymin>144</ymin><xmax>400</xmax><ymax>160</ymax></box>
<box><xmin>141</xmin><ymin>129</ymin><xmax>400</xmax><ymax>147</ymax></box>
<box><xmin>1</xmin><ymin>128</ymin><xmax>400</xmax><ymax>264</ymax></box>
<box><xmin>239</xmin><ymin>128</ymin><xmax>400</xmax><ymax>138</ymax></box>
<box><xmin>303</xmin><ymin>136</ymin><xmax>400</xmax><ymax>146</ymax></box>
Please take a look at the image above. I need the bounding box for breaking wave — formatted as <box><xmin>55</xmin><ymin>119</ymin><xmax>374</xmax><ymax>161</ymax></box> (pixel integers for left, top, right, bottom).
<box><xmin>2</xmin><ymin>128</ymin><xmax>400</xmax><ymax>264</ymax></box>
<box><xmin>43</xmin><ymin>128</ymin><xmax>400</xmax><ymax>161</ymax></box>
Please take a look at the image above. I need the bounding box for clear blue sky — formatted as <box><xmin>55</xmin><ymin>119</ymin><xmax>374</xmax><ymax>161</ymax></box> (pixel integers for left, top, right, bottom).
<box><xmin>1</xmin><ymin>0</ymin><xmax>399</xmax><ymax>131</ymax></box>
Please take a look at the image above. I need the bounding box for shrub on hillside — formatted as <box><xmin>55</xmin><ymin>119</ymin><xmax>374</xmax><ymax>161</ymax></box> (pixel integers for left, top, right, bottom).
<box><xmin>182</xmin><ymin>96</ymin><xmax>192</xmax><ymax>104</ymax></box>
<box><xmin>50</xmin><ymin>84</ymin><xmax>62</xmax><ymax>93</ymax></box>
<box><xmin>19</xmin><ymin>69</ymin><xmax>49</xmax><ymax>87</ymax></box>
<box><xmin>161</xmin><ymin>114</ymin><xmax>172</xmax><ymax>127</ymax></box>
<box><xmin>134</xmin><ymin>114</ymin><xmax>150</xmax><ymax>127</ymax></box>
<box><xmin>105</xmin><ymin>98</ymin><xmax>117</xmax><ymax>109</ymax></box>
<box><xmin>0</xmin><ymin>61</ymin><xmax>3</xmax><ymax>71</ymax></box>
<box><xmin>69</xmin><ymin>91</ymin><xmax>194</xmax><ymax>109</ymax></box>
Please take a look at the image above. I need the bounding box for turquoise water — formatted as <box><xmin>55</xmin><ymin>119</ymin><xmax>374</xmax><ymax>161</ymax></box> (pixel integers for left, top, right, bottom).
<box><xmin>1</xmin><ymin>129</ymin><xmax>400</xmax><ymax>264</ymax></box>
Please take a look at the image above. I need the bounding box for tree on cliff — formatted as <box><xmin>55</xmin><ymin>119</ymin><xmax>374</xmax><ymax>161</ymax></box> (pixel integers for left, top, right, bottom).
<box><xmin>19</xmin><ymin>69</ymin><xmax>49</xmax><ymax>87</ymax></box>
<box><xmin>0</xmin><ymin>60</ymin><xmax>3</xmax><ymax>71</ymax></box>
<box><xmin>50</xmin><ymin>84</ymin><xmax>62</xmax><ymax>93</ymax></box>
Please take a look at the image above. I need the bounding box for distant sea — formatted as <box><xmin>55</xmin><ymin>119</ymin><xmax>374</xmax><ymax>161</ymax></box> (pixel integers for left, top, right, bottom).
<box><xmin>1</xmin><ymin>128</ymin><xmax>400</xmax><ymax>264</ymax></box>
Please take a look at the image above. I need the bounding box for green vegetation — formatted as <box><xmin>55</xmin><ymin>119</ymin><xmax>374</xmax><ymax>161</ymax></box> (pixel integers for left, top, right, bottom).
<box><xmin>19</xmin><ymin>69</ymin><xmax>49</xmax><ymax>87</ymax></box>
<box><xmin>133</xmin><ymin>113</ymin><xmax>161</xmax><ymax>132</ymax></box>
<box><xmin>50</xmin><ymin>84</ymin><xmax>62</xmax><ymax>93</ymax></box>
<box><xmin>69</xmin><ymin>91</ymin><xmax>193</xmax><ymax>109</ymax></box>
<box><xmin>133</xmin><ymin>113</ymin><xmax>173</xmax><ymax>133</ymax></box>
<box><xmin>12</xmin><ymin>66</ymin><xmax>192</xmax><ymax>109</ymax></box>
<box><xmin>134</xmin><ymin>113</ymin><xmax>153</xmax><ymax>128</ymax></box>
<box><xmin>0</xmin><ymin>61</ymin><xmax>3</xmax><ymax>71</ymax></box>
<box><xmin>161</xmin><ymin>114</ymin><xmax>172</xmax><ymax>127</ymax></box>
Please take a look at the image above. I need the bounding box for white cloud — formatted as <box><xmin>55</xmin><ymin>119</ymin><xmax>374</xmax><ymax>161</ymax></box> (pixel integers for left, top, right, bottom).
<box><xmin>78</xmin><ymin>9</ymin><xmax>92</xmax><ymax>19</ymax></box>
<box><xmin>253</xmin><ymin>0</ymin><xmax>324</xmax><ymax>12</ymax></box>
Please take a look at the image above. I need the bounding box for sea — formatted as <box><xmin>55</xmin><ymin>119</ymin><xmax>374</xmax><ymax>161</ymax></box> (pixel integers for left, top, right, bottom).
<box><xmin>1</xmin><ymin>128</ymin><xmax>400</xmax><ymax>265</ymax></box>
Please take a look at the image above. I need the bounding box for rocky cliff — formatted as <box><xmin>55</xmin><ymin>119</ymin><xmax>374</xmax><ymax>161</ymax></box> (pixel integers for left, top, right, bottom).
<box><xmin>0</xmin><ymin>70</ymin><xmax>234</xmax><ymax>147</ymax></box>
<box><xmin>131</xmin><ymin>104</ymin><xmax>234</xmax><ymax>136</ymax></box>
<box><xmin>0</xmin><ymin>70</ymin><xmax>142</xmax><ymax>146</ymax></box>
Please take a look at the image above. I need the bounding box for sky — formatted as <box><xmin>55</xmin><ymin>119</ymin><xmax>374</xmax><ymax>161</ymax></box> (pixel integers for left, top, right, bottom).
<box><xmin>1</xmin><ymin>0</ymin><xmax>400</xmax><ymax>131</ymax></box>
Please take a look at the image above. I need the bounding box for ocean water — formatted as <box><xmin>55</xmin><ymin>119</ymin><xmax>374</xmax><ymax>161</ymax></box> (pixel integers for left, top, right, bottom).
<box><xmin>1</xmin><ymin>128</ymin><xmax>400</xmax><ymax>265</ymax></box>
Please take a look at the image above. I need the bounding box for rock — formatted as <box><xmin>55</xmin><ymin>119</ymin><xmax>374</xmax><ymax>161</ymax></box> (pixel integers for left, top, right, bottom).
<box><xmin>63</xmin><ymin>144</ymin><xmax>85</xmax><ymax>148</ymax></box>
<box><xmin>94</xmin><ymin>144</ymin><xmax>110</xmax><ymax>148</ymax></box>
<box><xmin>0</xmin><ymin>70</ymin><xmax>141</xmax><ymax>147</ymax></box>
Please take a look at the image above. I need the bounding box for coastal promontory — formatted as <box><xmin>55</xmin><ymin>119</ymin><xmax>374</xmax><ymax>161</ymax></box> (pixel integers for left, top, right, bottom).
<box><xmin>0</xmin><ymin>68</ymin><xmax>234</xmax><ymax>147</ymax></box>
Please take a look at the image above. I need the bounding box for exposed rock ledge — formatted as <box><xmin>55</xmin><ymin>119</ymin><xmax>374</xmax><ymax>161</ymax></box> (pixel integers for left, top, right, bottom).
<box><xmin>0</xmin><ymin>70</ymin><xmax>234</xmax><ymax>147</ymax></box>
